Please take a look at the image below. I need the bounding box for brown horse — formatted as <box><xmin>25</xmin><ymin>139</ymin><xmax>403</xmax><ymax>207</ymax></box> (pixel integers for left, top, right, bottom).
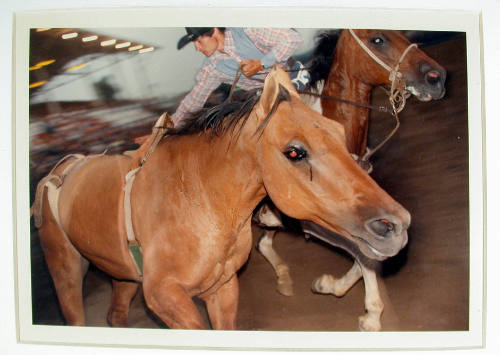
<box><xmin>32</xmin><ymin>67</ymin><xmax>410</xmax><ymax>330</ymax></box>
<box><xmin>313</xmin><ymin>29</ymin><xmax>446</xmax><ymax>157</ymax></box>
<box><xmin>255</xmin><ymin>29</ymin><xmax>446</xmax><ymax>331</ymax></box>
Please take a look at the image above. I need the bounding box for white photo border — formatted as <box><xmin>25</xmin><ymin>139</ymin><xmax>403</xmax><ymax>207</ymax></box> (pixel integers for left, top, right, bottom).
<box><xmin>13</xmin><ymin>6</ymin><xmax>484</xmax><ymax>351</ymax></box>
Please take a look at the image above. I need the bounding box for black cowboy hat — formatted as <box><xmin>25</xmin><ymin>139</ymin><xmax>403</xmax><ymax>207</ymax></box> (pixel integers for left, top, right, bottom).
<box><xmin>177</xmin><ymin>27</ymin><xmax>214</xmax><ymax>50</ymax></box>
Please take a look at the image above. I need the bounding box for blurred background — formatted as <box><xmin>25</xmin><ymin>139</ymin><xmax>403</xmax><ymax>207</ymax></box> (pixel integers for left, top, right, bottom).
<box><xmin>29</xmin><ymin>28</ymin><xmax>319</xmax><ymax>185</ymax></box>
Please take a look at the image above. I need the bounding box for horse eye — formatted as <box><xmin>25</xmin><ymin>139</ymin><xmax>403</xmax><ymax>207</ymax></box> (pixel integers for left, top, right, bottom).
<box><xmin>371</xmin><ymin>36</ymin><xmax>384</xmax><ymax>45</ymax></box>
<box><xmin>284</xmin><ymin>146</ymin><xmax>307</xmax><ymax>161</ymax></box>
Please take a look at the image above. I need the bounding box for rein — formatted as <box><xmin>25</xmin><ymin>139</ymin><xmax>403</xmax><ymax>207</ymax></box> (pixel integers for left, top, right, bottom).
<box><xmin>297</xmin><ymin>90</ymin><xmax>391</xmax><ymax>113</ymax></box>
<box><xmin>297</xmin><ymin>88</ymin><xmax>401</xmax><ymax>168</ymax></box>
<box><xmin>226</xmin><ymin>67</ymin><xmax>243</xmax><ymax>103</ymax></box>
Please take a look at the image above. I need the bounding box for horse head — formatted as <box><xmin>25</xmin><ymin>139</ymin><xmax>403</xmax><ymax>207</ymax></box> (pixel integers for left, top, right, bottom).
<box><xmin>339</xmin><ymin>29</ymin><xmax>446</xmax><ymax>101</ymax></box>
<box><xmin>253</xmin><ymin>67</ymin><xmax>411</xmax><ymax>260</ymax></box>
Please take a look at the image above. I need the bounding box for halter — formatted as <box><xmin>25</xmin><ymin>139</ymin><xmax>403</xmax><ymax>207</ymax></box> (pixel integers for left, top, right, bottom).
<box><xmin>347</xmin><ymin>29</ymin><xmax>418</xmax><ymax>164</ymax></box>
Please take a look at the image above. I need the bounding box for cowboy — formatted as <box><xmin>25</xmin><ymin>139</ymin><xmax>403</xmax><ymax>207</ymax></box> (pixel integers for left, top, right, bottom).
<box><xmin>172</xmin><ymin>27</ymin><xmax>310</xmax><ymax>126</ymax></box>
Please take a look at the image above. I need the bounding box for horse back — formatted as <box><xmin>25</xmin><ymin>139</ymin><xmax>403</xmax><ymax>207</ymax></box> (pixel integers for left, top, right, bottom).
<box><xmin>56</xmin><ymin>154</ymin><xmax>140</xmax><ymax>281</ymax></box>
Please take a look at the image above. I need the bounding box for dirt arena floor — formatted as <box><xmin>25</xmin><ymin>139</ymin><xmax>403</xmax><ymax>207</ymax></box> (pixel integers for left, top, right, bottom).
<box><xmin>30</xmin><ymin>33</ymin><xmax>469</xmax><ymax>332</ymax></box>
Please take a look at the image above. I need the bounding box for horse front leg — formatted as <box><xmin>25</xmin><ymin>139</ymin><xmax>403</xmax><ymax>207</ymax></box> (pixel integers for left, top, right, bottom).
<box><xmin>254</xmin><ymin>203</ymin><xmax>293</xmax><ymax>296</ymax></box>
<box><xmin>257</xmin><ymin>229</ymin><xmax>294</xmax><ymax>296</ymax></box>
<box><xmin>202</xmin><ymin>274</ymin><xmax>239</xmax><ymax>330</ymax></box>
<box><xmin>311</xmin><ymin>260</ymin><xmax>363</xmax><ymax>297</ymax></box>
<box><xmin>107</xmin><ymin>279</ymin><xmax>139</xmax><ymax>327</ymax></box>
<box><xmin>142</xmin><ymin>276</ymin><xmax>207</xmax><ymax>329</ymax></box>
<box><xmin>311</xmin><ymin>260</ymin><xmax>383</xmax><ymax>331</ymax></box>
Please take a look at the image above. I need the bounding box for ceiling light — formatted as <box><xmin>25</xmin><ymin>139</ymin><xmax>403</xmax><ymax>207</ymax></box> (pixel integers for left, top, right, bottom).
<box><xmin>128</xmin><ymin>44</ymin><xmax>144</xmax><ymax>52</ymax></box>
<box><xmin>37</xmin><ymin>59</ymin><xmax>56</xmax><ymax>66</ymax></box>
<box><xmin>65</xmin><ymin>63</ymin><xmax>88</xmax><ymax>72</ymax></box>
<box><xmin>115</xmin><ymin>42</ymin><xmax>131</xmax><ymax>49</ymax></box>
<box><xmin>29</xmin><ymin>59</ymin><xmax>56</xmax><ymax>71</ymax></box>
<box><xmin>101</xmin><ymin>39</ymin><xmax>117</xmax><ymax>47</ymax></box>
<box><xmin>82</xmin><ymin>35</ymin><xmax>98</xmax><ymax>42</ymax></box>
<box><xmin>29</xmin><ymin>80</ymin><xmax>47</xmax><ymax>89</ymax></box>
<box><xmin>139</xmin><ymin>47</ymin><xmax>155</xmax><ymax>54</ymax></box>
<box><xmin>62</xmin><ymin>32</ymin><xmax>78</xmax><ymax>39</ymax></box>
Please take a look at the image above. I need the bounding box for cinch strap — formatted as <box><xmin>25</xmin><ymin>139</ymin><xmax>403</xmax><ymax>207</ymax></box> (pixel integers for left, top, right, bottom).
<box><xmin>123</xmin><ymin>167</ymin><xmax>143</xmax><ymax>276</ymax></box>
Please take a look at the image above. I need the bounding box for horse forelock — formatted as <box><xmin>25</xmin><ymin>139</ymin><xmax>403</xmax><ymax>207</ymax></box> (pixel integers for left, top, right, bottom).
<box><xmin>308</xmin><ymin>30</ymin><xmax>342</xmax><ymax>89</ymax></box>
<box><xmin>167</xmin><ymin>85</ymin><xmax>292</xmax><ymax>141</ymax></box>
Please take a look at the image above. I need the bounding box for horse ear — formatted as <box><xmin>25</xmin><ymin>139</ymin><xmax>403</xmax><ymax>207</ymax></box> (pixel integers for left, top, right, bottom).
<box><xmin>256</xmin><ymin>65</ymin><xmax>300</xmax><ymax>117</ymax></box>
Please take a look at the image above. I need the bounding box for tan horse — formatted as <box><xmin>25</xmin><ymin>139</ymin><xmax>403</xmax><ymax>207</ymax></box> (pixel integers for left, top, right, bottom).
<box><xmin>255</xmin><ymin>29</ymin><xmax>445</xmax><ymax>331</ymax></box>
<box><xmin>33</xmin><ymin>67</ymin><xmax>410</xmax><ymax>330</ymax></box>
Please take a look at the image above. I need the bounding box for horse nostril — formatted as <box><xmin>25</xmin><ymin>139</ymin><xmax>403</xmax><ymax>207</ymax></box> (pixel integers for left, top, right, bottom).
<box><xmin>369</xmin><ymin>219</ymin><xmax>395</xmax><ymax>237</ymax></box>
<box><xmin>425</xmin><ymin>70</ymin><xmax>441</xmax><ymax>86</ymax></box>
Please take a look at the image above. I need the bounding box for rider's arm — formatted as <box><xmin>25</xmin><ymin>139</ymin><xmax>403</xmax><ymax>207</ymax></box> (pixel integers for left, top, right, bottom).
<box><xmin>172</xmin><ymin>63</ymin><xmax>222</xmax><ymax>126</ymax></box>
<box><xmin>244</xmin><ymin>28</ymin><xmax>303</xmax><ymax>68</ymax></box>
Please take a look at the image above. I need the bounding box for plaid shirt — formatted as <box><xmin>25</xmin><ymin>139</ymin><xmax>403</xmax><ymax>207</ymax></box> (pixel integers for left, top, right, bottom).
<box><xmin>172</xmin><ymin>28</ymin><xmax>303</xmax><ymax>125</ymax></box>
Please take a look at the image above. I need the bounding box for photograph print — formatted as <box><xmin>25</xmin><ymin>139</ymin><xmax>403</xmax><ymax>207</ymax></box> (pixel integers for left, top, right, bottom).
<box><xmin>14</xmin><ymin>6</ymin><xmax>484</xmax><ymax>351</ymax></box>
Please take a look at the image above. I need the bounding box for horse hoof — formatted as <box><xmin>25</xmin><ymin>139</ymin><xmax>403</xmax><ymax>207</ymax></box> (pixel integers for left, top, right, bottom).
<box><xmin>358</xmin><ymin>314</ymin><xmax>381</xmax><ymax>332</ymax></box>
<box><xmin>311</xmin><ymin>274</ymin><xmax>335</xmax><ymax>295</ymax></box>
<box><xmin>277</xmin><ymin>281</ymin><xmax>294</xmax><ymax>297</ymax></box>
<box><xmin>275</xmin><ymin>266</ymin><xmax>294</xmax><ymax>296</ymax></box>
<box><xmin>107</xmin><ymin>310</ymin><xmax>129</xmax><ymax>328</ymax></box>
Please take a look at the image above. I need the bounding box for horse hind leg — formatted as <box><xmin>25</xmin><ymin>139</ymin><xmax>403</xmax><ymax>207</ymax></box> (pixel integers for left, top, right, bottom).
<box><xmin>357</xmin><ymin>263</ymin><xmax>383</xmax><ymax>331</ymax></box>
<box><xmin>38</xmin><ymin>209</ymin><xmax>89</xmax><ymax>326</ymax></box>
<box><xmin>311</xmin><ymin>260</ymin><xmax>363</xmax><ymax>297</ymax></box>
<box><xmin>257</xmin><ymin>229</ymin><xmax>294</xmax><ymax>296</ymax></box>
<box><xmin>311</xmin><ymin>260</ymin><xmax>383</xmax><ymax>331</ymax></box>
<box><xmin>107</xmin><ymin>280</ymin><xmax>139</xmax><ymax>327</ymax></box>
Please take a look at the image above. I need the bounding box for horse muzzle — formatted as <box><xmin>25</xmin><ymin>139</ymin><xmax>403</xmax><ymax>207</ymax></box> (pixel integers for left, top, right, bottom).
<box><xmin>353</xmin><ymin>213</ymin><xmax>410</xmax><ymax>260</ymax></box>
<box><xmin>303</xmin><ymin>209</ymin><xmax>410</xmax><ymax>262</ymax></box>
<box><xmin>406</xmin><ymin>62</ymin><xmax>447</xmax><ymax>101</ymax></box>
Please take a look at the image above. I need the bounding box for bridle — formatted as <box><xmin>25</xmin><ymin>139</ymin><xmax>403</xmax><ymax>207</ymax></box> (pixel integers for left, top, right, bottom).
<box><xmin>346</xmin><ymin>29</ymin><xmax>418</xmax><ymax>164</ymax></box>
<box><xmin>347</xmin><ymin>29</ymin><xmax>417</xmax><ymax>115</ymax></box>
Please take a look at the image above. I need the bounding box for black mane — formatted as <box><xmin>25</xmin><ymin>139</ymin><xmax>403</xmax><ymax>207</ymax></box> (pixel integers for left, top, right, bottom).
<box><xmin>167</xmin><ymin>85</ymin><xmax>291</xmax><ymax>139</ymax></box>
<box><xmin>307</xmin><ymin>30</ymin><xmax>342</xmax><ymax>90</ymax></box>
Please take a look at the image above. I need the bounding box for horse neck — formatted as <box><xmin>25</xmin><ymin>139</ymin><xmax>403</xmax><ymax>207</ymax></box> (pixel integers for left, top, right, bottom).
<box><xmin>162</xmin><ymin>130</ymin><xmax>267</xmax><ymax>223</ymax></box>
<box><xmin>322</xmin><ymin>53</ymin><xmax>375</xmax><ymax>156</ymax></box>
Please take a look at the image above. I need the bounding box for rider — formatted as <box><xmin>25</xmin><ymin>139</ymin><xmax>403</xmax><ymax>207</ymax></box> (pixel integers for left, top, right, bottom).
<box><xmin>172</xmin><ymin>27</ymin><xmax>310</xmax><ymax>126</ymax></box>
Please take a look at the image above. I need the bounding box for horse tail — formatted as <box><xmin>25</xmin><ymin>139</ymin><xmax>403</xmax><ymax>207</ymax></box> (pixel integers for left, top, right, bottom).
<box><xmin>307</xmin><ymin>30</ymin><xmax>342</xmax><ymax>90</ymax></box>
<box><xmin>32</xmin><ymin>153</ymin><xmax>86</xmax><ymax>228</ymax></box>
